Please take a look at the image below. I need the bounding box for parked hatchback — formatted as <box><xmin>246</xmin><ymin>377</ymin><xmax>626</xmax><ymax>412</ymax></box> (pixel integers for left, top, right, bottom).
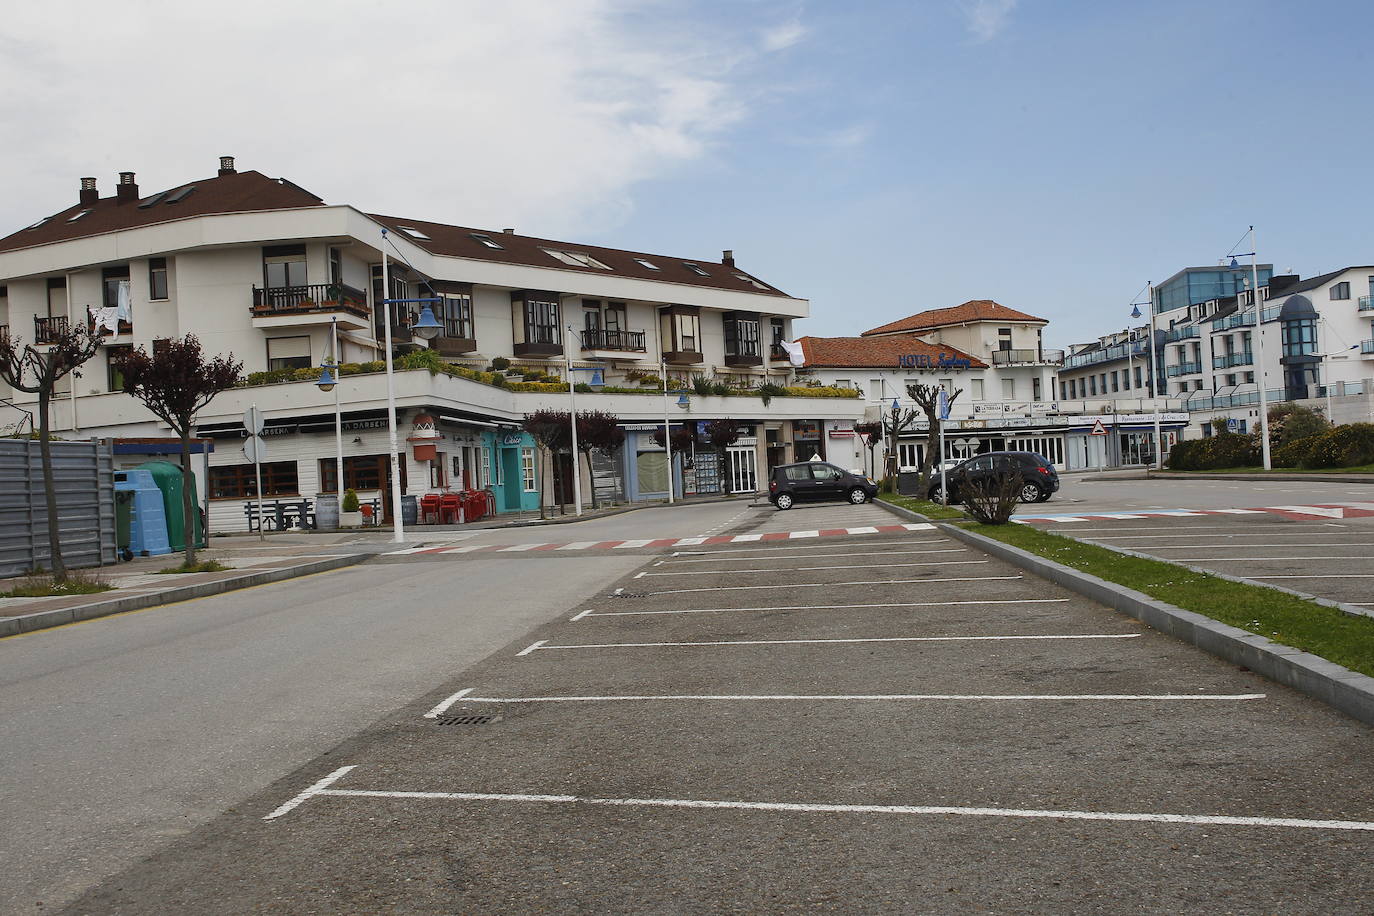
<box><xmin>769</xmin><ymin>461</ymin><xmax>878</xmax><ymax>510</ymax></box>
<box><xmin>927</xmin><ymin>451</ymin><xmax>1059</xmax><ymax>504</ymax></box>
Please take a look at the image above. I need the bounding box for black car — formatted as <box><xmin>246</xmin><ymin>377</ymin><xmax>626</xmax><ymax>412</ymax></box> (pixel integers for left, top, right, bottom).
<box><xmin>926</xmin><ymin>451</ymin><xmax>1059</xmax><ymax>504</ymax></box>
<box><xmin>768</xmin><ymin>461</ymin><xmax>878</xmax><ymax>510</ymax></box>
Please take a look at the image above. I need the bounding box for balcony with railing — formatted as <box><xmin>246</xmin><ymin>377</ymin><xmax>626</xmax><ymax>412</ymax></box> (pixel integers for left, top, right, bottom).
<box><xmin>1164</xmin><ymin>326</ymin><xmax>1199</xmax><ymax>342</ymax></box>
<box><xmin>1062</xmin><ymin>339</ymin><xmax>1148</xmax><ymax>370</ymax></box>
<box><xmin>1211</xmin><ymin>305</ymin><xmax>1281</xmax><ymax>331</ymax></box>
<box><xmin>580</xmin><ymin>328</ymin><xmax>647</xmax><ymax>358</ymax></box>
<box><xmin>1212</xmin><ymin>352</ymin><xmax>1254</xmax><ymax>369</ymax></box>
<box><xmin>1166</xmin><ymin>360</ymin><xmax>1202</xmax><ymax>377</ymax></box>
<box><xmin>1361</xmin><ymin>339</ymin><xmax>1374</xmax><ymax>355</ymax></box>
<box><xmin>1358</xmin><ymin>296</ymin><xmax>1374</xmax><ymax>312</ymax></box>
<box><xmin>250</xmin><ymin>283</ymin><xmax>371</xmax><ymax>331</ymax></box>
<box><xmin>991</xmin><ymin>348</ymin><xmax>1064</xmax><ymax>366</ymax></box>
<box><xmin>514</xmin><ymin>322</ymin><xmax>563</xmax><ymax>358</ymax></box>
<box><xmin>34</xmin><ymin>315</ymin><xmax>69</xmax><ymax>344</ymax></box>
<box><xmin>0</xmin><ymin>325</ymin><xmax>9</xmax><ymax>345</ymax></box>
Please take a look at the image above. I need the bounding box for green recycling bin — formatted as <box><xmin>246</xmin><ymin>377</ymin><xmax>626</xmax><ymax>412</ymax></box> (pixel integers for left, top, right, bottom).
<box><xmin>136</xmin><ymin>460</ymin><xmax>205</xmax><ymax>551</ymax></box>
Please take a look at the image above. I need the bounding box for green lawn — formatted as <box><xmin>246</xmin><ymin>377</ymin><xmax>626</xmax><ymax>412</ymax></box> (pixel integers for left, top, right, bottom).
<box><xmin>878</xmin><ymin>493</ymin><xmax>968</xmax><ymax>521</ymax></box>
<box><xmin>971</xmin><ymin>523</ymin><xmax>1374</xmax><ymax>678</ymax></box>
<box><xmin>156</xmin><ymin>560</ymin><xmax>231</xmax><ymax>574</ymax></box>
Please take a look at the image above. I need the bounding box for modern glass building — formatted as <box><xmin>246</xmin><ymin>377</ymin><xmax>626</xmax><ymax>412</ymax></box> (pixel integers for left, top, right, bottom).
<box><xmin>1153</xmin><ymin>265</ymin><xmax>1274</xmax><ymax>316</ymax></box>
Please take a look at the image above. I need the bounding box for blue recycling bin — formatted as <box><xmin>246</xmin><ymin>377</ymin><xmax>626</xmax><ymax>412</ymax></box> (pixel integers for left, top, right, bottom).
<box><xmin>114</xmin><ymin>469</ymin><xmax>172</xmax><ymax>558</ymax></box>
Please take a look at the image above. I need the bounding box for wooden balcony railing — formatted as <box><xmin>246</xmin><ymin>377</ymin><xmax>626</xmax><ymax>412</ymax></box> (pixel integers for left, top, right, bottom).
<box><xmin>581</xmin><ymin>328</ymin><xmax>647</xmax><ymax>352</ymax></box>
<box><xmin>251</xmin><ymin>283</ymin><xmax>369</xmax><ymax>319</ymax></box>
<box><xmin>34</xmin><ymin>315</ymin><xmax>69</xmax><ymax>343</ymax></box>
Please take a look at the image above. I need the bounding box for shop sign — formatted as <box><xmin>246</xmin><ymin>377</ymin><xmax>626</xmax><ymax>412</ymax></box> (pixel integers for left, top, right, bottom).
<box><xmin>501</xmin><ymin>432</ymin><xmax>525</xmax><ymax>445</ymax></box>
<box><xmin>898</xmin><ymin>352</ymin><xmax>972</xmax><ymax>370</ymax></box>
<box><xmin>828</xmin><ymin>429</ymin><xmax>854</xmax><ymax>438</ymax></box>
<box><xmin>343</xmin><ymin>418</ymin><xmax>388</xmax><ymax>431</ymax></box>
<box><xmin>793</xmin><ymin>421</ymin><xmax>821</xmax><ymax>440</ymax></box>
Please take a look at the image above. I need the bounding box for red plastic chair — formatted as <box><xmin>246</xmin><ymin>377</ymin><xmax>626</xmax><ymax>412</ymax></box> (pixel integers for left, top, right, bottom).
<box><xmin>419</xmin><ymin>494</ymin><xmax>442</xmax><ymax>525</ymax></box>
<box><xmin>439</xmin><ymin>492</ymin><xmax>463</xmax><ymax>524</ymax></box>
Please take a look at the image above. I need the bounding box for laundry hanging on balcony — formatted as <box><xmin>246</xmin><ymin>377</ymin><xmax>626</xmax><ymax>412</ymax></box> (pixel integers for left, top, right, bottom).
<box><xmin>89</xmin><ymin>281</ymin><xmax>132</xmax><ymax>334</ymax></box>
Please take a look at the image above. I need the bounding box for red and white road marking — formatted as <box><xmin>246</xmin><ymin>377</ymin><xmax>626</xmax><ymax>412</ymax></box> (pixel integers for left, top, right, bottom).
<box><xmin>386</xmin><ymin>523</ymin><xmax>934</xmax><ymax>555</ymax></box>
<box><xmin>1014</xmin><ymin>504</ymin><xmax>1374</xmax><ymax>524</ymax></box>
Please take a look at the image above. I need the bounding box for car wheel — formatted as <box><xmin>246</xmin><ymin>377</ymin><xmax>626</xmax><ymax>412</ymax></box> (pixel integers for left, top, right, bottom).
<box><xmin>1034</xmin><ymin>488</ymin><xmax>1053</xmax><ymax>503</ymax></box>
<box><xmin>774</xmin><ymin>493</ymin><xmax>794</xmax><ymax>510</ymax></box>
<box><xmin>928</xmin><ymin>485</ymin><xmax>942</xmax><ymax>503</ymax></box>
<box><xmin>848</xmin><ymin>487</ymin><xmax>868</xmax><ymax>505</ymax></box>
<box><xmin>1019</xmin><ymin>482</ymin><xmax>1044</xmax><ymax>503</ymax></box>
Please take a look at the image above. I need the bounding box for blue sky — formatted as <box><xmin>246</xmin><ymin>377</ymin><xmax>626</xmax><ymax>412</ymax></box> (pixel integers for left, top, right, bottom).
<box><xmin>3</xmin><ymin>0</ymin><xmax>1371</xmax><ymax>348</ymax></box>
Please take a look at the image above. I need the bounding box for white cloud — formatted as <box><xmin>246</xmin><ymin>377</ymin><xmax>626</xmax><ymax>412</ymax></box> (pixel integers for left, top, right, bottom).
<box><xmin>0</xmin><ymin>0</ymin><xmax>763</xmax><ymax>239</ymax></box>
<box><xmin>761</xmin><ymin>18</ymin><xmax>807</xmax><ymax>52</ymax></box>
<box><xmin>959</xmin><ymin>0</ymin><xmax>1018</xmax><ymax>42</ymax></box>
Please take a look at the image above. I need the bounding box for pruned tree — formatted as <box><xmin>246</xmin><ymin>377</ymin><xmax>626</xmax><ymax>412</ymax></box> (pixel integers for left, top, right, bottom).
<box><xmin>962</xmin><ymin>471</ymin><xmax>1023</xmax><ymax>525</ymax></box>
<box><xmin>906</xmin><ymin>381</ymin><xmax>963</xmax><ymax>491</ymax></box>
<box><xmin>0</xmin><ymin>323</ymin><xmax>102</xmax><ymax>581</ymax></box>
<box><xmin>120</xmin><ymin>335</ymin><xmax>242</xmax><ymax>567</ymax></box>
<box><xmin>522</xmin><ymin>409</ymin><xmax>571</xmax><ymax>519</ymax></box>
<box><xmin>650</xmin><ymin>424</ymin><xmax>696</xmax><ymax>455</ymax></box>
<box><xmin>880</xmin><ymin>403</ymin><xmax>921</xmax><ymax>486</ymax></box>
<box><xmin>853</xmin><ymin>420</ymin><xmax>882</xmax><ymax>480</ymax></box>
<box><xmin>575</xmin><ymin>410</ymin><xmax>625</xmax><ymax>508</ymax></box>
<box><xmin>704</xmin><ymin>418</ymin><xmax>741</xmax><ymax>494</ymax></box>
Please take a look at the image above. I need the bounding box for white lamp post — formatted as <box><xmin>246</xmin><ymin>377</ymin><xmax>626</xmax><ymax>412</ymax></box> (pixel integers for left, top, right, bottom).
<box><xmin>564</xmin><ymin>324</ymin><xmax>582</xmax><ymax>517</ymax></box>
<box><xmin>1227</xmin><ymin>226</ymin><xmax>1271</xmax><ymax>470</ymax></box>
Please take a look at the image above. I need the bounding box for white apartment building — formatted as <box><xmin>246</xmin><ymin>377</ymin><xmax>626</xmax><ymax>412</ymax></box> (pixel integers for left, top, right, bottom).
<box><xmin>794</xmin><ymin>300</ymin><xmax>1180</xmax><ymax>472</ymax></box>
<box><xmin>0</xmin><ymin>158</ymin><xmax>862</xmax><ymax>529</ymax></box>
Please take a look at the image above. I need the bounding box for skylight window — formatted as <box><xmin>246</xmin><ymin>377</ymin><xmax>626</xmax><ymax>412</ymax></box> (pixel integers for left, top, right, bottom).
<box><xmin>398</xmin><ymin>226</ymin><xmax>431</xmax><ymax>240</ymax></box>
<box><xmin>164</xmin><ymin>185</ymin><xmax>197</xmax><ymax>204</ymax></box>
<box><xmin>25</xmin><ymin>217</ymin><xmax>51</xmax><ymax>230</ymax></box>
<box><xmin>542</xmin><ymin>248</ymin><xmax>612</xmax><ymax>270</ymax></box>
<box><xmin>734</xmin><ymin>273</ymin><xmax>768</xmax><ymax>290</ymax></box>
<box><xmin>137</xmin><ymin>192</ymin><xmax>167</xmax><ymax>209</ymax></box>
<box><xmin>67</xmin><ymin>209</ymin><xmax>91</xmax><ymax>222</ymax></box>
<box><xmin>632</xmin><ymin>258</ymin><xmax>660</xmax><ymax>270</ymax></box>
<box><xmin>683</xmin><ymin>262</ymin><xmax>709</xmax><ymax>276</ymax></box>
<box><xmin>470</xmin><ymin>233</ymin><xmax>504</xmax><ymax>249</ymax></box>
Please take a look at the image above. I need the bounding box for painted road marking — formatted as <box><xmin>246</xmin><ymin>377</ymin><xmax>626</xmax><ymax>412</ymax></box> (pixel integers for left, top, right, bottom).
<box><xmin>1016</xmin><ymin>505</ymin><xmax>1374</xmax><ymax>525</ymax></box>
<box><xmin>674</xmin><ymin>538</ymin><xmax>947</xmax><ymax>556</ymax></box>
<box><xmin>500</xmin><ymin>543</ymin><xmax>540</xmax><ymax>552</ymax></box>
<box><xmin>574</xmin><ymin>597</ymin><xmax>1072</xmax><ymax>619</ymax></box>
<box><xmin>423</xmin><ymin>687</ymin><xmax>476</xmax><ymax>719</ymax></box>
<box><xmin>644</xmin><ymin>575</ymin><xmax>1024</xmax><ymax>595</ymax></box>
<box><xmin>1117</xmin><ymin>543</ymin><xmax>1374</xmax><ymax>550</ymax></box>
<box><xmin>517</xmin><ymin>633</ymin><xmax>1142</xmax><ymax>653</ymax></box>
<box><xmin>1157</xmin><ymin>556</ymin><xmax>1373</xmax><ymax>562</ymax></box>
<box><xmin>449</xmin><ymin>691</ymin><xmax>1264</xmax><ymax>704</ymax></box>
<box><xmin>1269</xmin><ymin>506</ymin><xmax>1346</xmax><ymax>518</ymax></box>
<box><xmin>263</xmin><ymin>771</ymin><xmax>1374</xmax><ymax>832</ymax></box>
<box><xmin>613</xmin><ymin>539</ymin><xmax>655</xmax><ymax>549</ymax></box>
<box><xmin>1084</xmin><ymin>532</ymin><xmax>1348</xmax><ymax>541</ymax></box>
<box><xmin>1250</xmin><ymin>574</ymin><xmax>1374</xmax><ymax>580</ymax></box>
<box><xmin>663</xmin><ymin>547</ymin><xmax>954</xmax><ymax>563</ymax></box>
<box><xmin>640</xmin><ymin>560</ymin><xmax>989</xmax><ymax>576</ymax></box>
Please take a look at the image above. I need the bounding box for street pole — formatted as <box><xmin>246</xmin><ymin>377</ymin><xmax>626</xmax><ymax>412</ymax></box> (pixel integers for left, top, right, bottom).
<box><xmin>1318</xmin><ymin>316</ymin><xmax>1334</xmax><ymax>421</ymax></box>
<box><xmin>1249</xmin><ymin>226</ymin><xmax>1272</xmax><ymax>470</ymax></box>
<box><xmin>660</xmin><ymin>354</ymin><xmax>674</xmax><ymax>504</ymax></box>
<box><xmin>1148</xmin><ymin>282</ymin><xmax>1162</xmax><ymax>469</ymax></box>
<box><xmin>381</xmin><ymin>232</ymin><xmax>405</xmax><ymax>543</ymax></box>
<box><xmin>565</xmin><ymin>324</ymin><xmax>582</xmax><ymax>516</ymax></box>
<box><xmin>331</xmin><ymin>317</ymin><xmax>344</xmax><ymax>521</ymax></box>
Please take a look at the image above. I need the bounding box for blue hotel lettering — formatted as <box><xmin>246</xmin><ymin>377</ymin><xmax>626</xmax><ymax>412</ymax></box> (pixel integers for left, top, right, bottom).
<box><xmin>897</xmin><ymin>353</ymin><xmax>971</xmax><ymax>370</ymax></box>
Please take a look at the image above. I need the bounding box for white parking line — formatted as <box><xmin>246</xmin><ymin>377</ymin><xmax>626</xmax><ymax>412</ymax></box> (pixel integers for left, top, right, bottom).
<box><xmin>519</xmin><ymin>633</ymin><xmax>1142</xmax><ymax>653</ymax></box>
<box><xmin>1250</xmin><ymin>574</ymin><xmax>1374</xmax><ymax>580</ymax></box>
<box><xmin>1084</xmin><ymin>533</ymin><xmax>1347</xmax><ymax>541</ymax></box>
<box><xmin>454</xmin><ymin>691</ymin><xmax>1264</xmax><ymax>704</ymax></box>
<box><xmin>515</xmin><ymin>640</ymin><xmax>548</xmax><ymax>657</ymax></box>
<box><xmin>664</xmin><ymin>547</ymin><xmax>954</xmax><ymax>564</ymax></box>
<box><xmin>646</xmin><ymin>575</ymin><xmax>1023</xmax><ymax>595</ymax></box>
<box><xmin>674</xmin><ymin>538</ymin><xmax>948</xmax><ymax>556</ymax></box>
<box><xmin>423</xmin><ymin>687</ymin><xmax>476</xmax><ymax>719</ymax></box>
<box><xmin>1047</xmin><ymin>524</ymin><xmax>1319</xmax><ymax>534</ymax></box>
<box><xmin>574</xmin><ymin>597</ymin><xmax>1072</xmax><ymax>619</ymax></box>
<box><xmin>641</xmin><ymin>560</ymin><xmax>989</xmax><ymax>577</ymax></box>
<box><xmin>263</xmin><ymin>773</ymin><xmax>1374</xmax><ymax>831</ymax></box>
<box><xmin>1119</xmin><ymin>544</ymin><xmax>1374</xmax><ymax>551</ymax></box>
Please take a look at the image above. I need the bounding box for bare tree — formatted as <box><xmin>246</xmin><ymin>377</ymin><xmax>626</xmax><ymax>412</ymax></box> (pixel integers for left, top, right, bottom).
<box><xmin>0</xmin><ymin>323</ymin><xmax>103</xmax><ymax>581</ymax></box>
<box><xmin>961</xmin><ymin>472</ymin><xmax>1023</xmax><ymax>525</ymax></box>
<box><xmin>853</xmin><ymin>420</ymin><xmax>882</xmax><ymax>480</ymax></box>
<box><xmin>522</xmin><ymin>409</ymin><xmax>571</xmax><ymax>519</ymax></box>
<box><xmin>905</xmin><ymin>381</ymin><xmax>963</xmax><ymax>491</ymax></box>
<box><xmin>880</xmin><ymin>402</ymin><xmax>920</xmax><ymax>485</ymax></box>
<box><xmin>120</xmin><ymin>336</ymin><xmax>242</xmax><ymax>567</ymax></box>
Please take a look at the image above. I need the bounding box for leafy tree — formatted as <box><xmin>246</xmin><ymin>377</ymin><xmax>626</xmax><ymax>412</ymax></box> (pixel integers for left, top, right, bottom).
<box><xmin>906</xmin><ymin>382</ymin><xmax>963</xmax><ymax>491</ymax></box>
<box><xmin>120</xmin><ymin>335</ymin><xmax>242</xmax><ymax>567</ymax></box>
<box><xmin>522</xmin><ymin>409</ymin><xmax>571</xmax><ymax>519</ymax></box>
<box><xmin>0</xmin><ymin>323</ymin><xmax>102</xmax><ymax>581</ymax></box>
<box><xmin>650</xmin><ymin>424</ymin><xmax>696</xmax><ymax>455</ymax></box>
<box><xmin>1268</xmin><ymin>402</ymin><xmax>1329</xmax><ymax>446</ymax></box>
<box><xmin>703</xmin><ymin>418</ymin><xmax>741</xmax><ymax>494</ymax></box>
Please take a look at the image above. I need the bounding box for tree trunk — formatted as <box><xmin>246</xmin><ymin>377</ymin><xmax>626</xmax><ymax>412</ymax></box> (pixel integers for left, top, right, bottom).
<box><xmin>538</xmin><ymin>446</ymin><xmax>548</xmax><ymax>520</ymax></box>
<box><xmin>180</xmin><ymin>431</ymin><xmax>197</xmax><ymax>567</ymax></box>
<box><xmin>36</xmin><ymin>388</ymin><xmax>67</xmax><ymax>582</ymax></box>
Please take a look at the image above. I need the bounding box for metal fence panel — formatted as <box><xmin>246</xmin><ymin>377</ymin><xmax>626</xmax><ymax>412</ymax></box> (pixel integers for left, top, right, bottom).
<box><xmin>0</xmin><ymin>439</ymin><xmax>116</xmax><ymax>577</ymax></box>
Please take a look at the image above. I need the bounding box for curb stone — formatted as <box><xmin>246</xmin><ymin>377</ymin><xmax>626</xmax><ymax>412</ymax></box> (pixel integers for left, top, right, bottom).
<box><xmin>875</xmin><ymin>499</ymin><xmax>1374</xmax><ymax>727</ymax></box>
<box><xmin>0</xmin><ymin>554</ymin><xmax>369</xmax><ymax>638</ymax></box>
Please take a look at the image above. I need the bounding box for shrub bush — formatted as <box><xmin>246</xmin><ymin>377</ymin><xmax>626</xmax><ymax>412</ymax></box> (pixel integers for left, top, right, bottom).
<box><xmin>1166</xmin><ymin>433</ymin><xmax>1259</xmax><ymax>470</ymax></box>
<box><xmin>1300</xmin><ymin>423</ymin><xmax>1374</xmax><ymax>468</ymax></box>
<box><xmin>1271</xmin><ymin>437</ymin><xmax>1317</xmax><ymax>468</ymax></box>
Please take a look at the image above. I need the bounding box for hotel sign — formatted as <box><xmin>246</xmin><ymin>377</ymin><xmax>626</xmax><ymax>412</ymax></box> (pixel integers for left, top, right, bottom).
<box><xmin>897</xmin><ymin>352</ymin><xmax>972</xmax><ymax>371</ymax></box>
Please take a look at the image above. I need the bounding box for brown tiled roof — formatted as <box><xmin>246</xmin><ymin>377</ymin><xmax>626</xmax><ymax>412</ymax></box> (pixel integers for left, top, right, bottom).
<box><xmin>368</xmin><ymin>214</ymin><xmax>789</xmax><ymax>298</ymax></box>
<box><xmin>0</xmin><ymin>171</ymin><xmax>325</xmax><ymax>254</ymax></box>
<box><xmin>861</xmin><ymin>300</ymin><xmax>1046</xmax><ymax>336</ymax></box>
<box><xmin>798</xmin><ymin>334</ymin><xmax>987</xmax><ymax>369</ymax></box>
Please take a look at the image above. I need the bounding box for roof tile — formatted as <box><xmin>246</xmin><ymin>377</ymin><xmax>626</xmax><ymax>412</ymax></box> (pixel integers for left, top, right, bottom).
<box><xmin>861</xmin><ymin>299</ymin><xmax>1046</xmax><ymax>336</ymax></box>
<box><xmin>799</xmin><ymin>334</ymin><xmax>987</xmax><ymax>369</ymax></box>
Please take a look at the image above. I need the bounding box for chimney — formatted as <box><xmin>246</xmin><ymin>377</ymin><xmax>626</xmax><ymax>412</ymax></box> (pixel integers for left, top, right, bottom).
<box><xmin>503</xmin><ymin>228</ymin><xmax>515</xmax><ymax>234</ymax></box>
<box><xmin>722</xmin><ymin>249</ymin><xmax>735</xmax><ymax>268</ymax></box>
<box><xmin>116</xmin><ymin>171</ymin><xmax>138</xmax><ymax>202</ymax></box>
<box><xmin>79</xmin><ymin>177</ymin><xmax>98</xmax><ymax>206</ymax></box>
<box><xmin>218</xmin><ymin>155</ymin><xmax>237</xmax><ymax>177</ymax></box>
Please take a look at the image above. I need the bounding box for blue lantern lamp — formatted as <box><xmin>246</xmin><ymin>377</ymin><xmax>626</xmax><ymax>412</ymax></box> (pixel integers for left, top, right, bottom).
<box><xmin>411</xmin><ymin>304</ymin><xmax>443</xmax><ymax>340</ymax></box>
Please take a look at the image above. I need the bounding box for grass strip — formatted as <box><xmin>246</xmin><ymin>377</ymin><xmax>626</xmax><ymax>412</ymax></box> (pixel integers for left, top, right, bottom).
<box><xmin>155</xmin><ymin>560</ymin><xmax>231</xmax><ymax>574</ymax></box>
<box><xmin>1</xmin><ymin>573</ymin><xmax>113</xmax><ymax>597</ymax></box>
<box><xmin>971</xmin><ymin>522</ymin><xmax>1374</xmax><ymax>679</ymax></box>
<box><xmin>879</xmin><ymin>493</ymin><xmax>967</xmax><ymax>521</ymax></box>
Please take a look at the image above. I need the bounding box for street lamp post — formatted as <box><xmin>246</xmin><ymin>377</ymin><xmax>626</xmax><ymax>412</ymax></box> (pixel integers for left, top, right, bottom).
<box><xmin>564</xmin><ymin>324</ymin><xmax>582</xmax><ymax>517</ymax></box>
<box><xmin>1228</xmin><ymin>226</ymin><xmax>1271</xmax><ymax>470</ymax></box>
<box><xmin>316</xmin><ymin>317</ymin><xmax>344</xmax><ymax>525</ymax></box>
<box><xmin>1131</xmin><ymin>287</ymin><xmax>1162</xmax><ymax>467</ymax></box>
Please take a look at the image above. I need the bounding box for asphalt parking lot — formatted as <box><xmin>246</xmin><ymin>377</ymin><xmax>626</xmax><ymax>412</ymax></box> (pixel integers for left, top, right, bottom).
<box><xmin>66</xmin><ymin>502</ymin><xmax>1374</xmax><ymax>913</ymax></box>
<box><xmin>1028</xmin><ymin>511</ymin><xmax>1374</xmax><ymax>610</ymax></box>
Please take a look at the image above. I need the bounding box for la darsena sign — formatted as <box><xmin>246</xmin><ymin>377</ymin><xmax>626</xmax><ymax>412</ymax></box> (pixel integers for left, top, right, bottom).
<box><xmin>898</xmin><ymin>352</ymin><xmax>972</xmax><ymax>370</ymax></box>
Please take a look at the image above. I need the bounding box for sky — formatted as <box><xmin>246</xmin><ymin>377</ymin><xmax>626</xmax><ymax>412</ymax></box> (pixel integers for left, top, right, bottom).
<box><xmin>2</xmin><ymin>0</ymin><xmax>1372</xmax><ymax>348</ymax></box>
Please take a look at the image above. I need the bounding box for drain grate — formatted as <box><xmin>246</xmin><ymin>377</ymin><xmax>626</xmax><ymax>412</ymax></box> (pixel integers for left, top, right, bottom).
<box><xmin>434</xmin><ymin>714</ymin><xmax>500</xmax><ymax>726</ymax></box>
